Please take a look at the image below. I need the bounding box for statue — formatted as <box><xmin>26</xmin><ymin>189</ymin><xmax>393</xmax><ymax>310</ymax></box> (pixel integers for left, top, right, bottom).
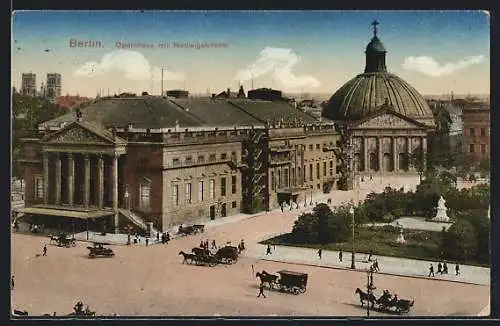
<box><xmin>395</xmin><ymin>227</ymin><xmax>406</xmax><ymax>244</ymax></box>
<box><xmin>432</xmin><ymin>196</ymin><xmax>450</xmax><ymax>223</ymax></box>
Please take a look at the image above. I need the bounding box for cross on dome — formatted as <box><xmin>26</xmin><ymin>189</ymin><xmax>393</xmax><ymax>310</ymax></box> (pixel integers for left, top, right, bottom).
<box><xmin>371</xmin><ymin>19</ymin><xmax>379</xmax><ymax>37</ymax></box>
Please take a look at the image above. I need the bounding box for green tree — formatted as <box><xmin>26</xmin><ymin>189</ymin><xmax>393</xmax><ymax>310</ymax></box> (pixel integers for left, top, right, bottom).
<box><xmin>441</xmin><ymin>219</ymin><xmax>477</xmax><ymax>262</ymax></box>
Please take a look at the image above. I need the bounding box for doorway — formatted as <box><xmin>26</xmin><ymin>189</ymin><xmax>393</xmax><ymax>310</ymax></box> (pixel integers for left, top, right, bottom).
<box><xmin>210</xmin><ymin>205</ymin><xmax>215</xmax><ymax>220</ymax></box>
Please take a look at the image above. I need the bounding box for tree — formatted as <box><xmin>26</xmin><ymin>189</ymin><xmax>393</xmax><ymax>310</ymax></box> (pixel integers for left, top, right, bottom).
<box><xmin>440</xmin><ymin>219</ymin><xmax>477</xmax><ymax>262</ymax></box>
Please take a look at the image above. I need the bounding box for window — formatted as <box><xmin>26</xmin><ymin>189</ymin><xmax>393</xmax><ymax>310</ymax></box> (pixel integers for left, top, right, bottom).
<box><xmin>209</xmin><ymin>154</ymin><xmax>216</xmax><ymax>162</ymax></box>
<box><xmin>316</xmin><ymin>163</ymin><xmax>320</xmax><ymax>179</ymax></box>
<box><xmin>291</xmin><ymin>167</ymin><xmax>295</xmax><ymax>186</ymax></box>
<box><xmin>481</xmin><ymin>144</ymin><xmax>486</xmax><ymax>153</ymax></box>
<box><xmin>198</xmin><ymin>180</ymin><xmax>204</xmax><ymax>201</ymax></box>
<box><xmin>185</xmin><ymin>183</ymin><xmax>192</xmax><ymax>203</ymax></box>
<box><xmin>309</xmin><ymin>144</ymin><xmax>313</xmax><ymax>151</ymax></box>
<box><xmin>221</xmin><ymin>177</ymin><xmax>226</xmax><ymax>196</ymax></box>
<box><xmin>172</xmin><ymin>184</ymin><xmax>179</xmax><ymax>206</ymax></box>
<box><xmin>232</xmin><ymin>201</ymin><xmax>237</xmax><ymax>208</ymax></box>
<box><xmin>271</xmin><ymin>171</ymin><xmax>275</xmax><ymax>190</ymax></box>
<box><xmin>231</xmin><ymin>152</ymin><xmax>237</xmax><ymax>160</ymax></box>
<box><xmin>221</xmin><ymin>153</ymin><xmax>227</xmax><ymax>160</ymax></box>
<box><xmin>329</xmin><ymin>160</ymin><xmax>334</xmax><ymax>176</ymax></box>
<box><xmin>231</xmin><ymin>175</ymin><xmax>237</xmax><ymax>194</ymax></box>
<box><xmin>309</xmin><ymin>164</ymin><xmax>313</xmax><ymax>181</ymax></box>
<box><xmin>139</xmin><ymin>179</ymin><xmax>151</xmax><ymax>210</ymax></box>
<box><xmin>316</xmin><ymin>144</ymin><xmax>320</xmax><ymax>150</ymax></box>
<box><xmin>317</xmin><ymin>184</ymin><xmax>320</xmax><ymax>190</ymax></box>
<box><xmin>470</xmin><ymin>128</ymin><xmax>475</xmax><ymax>136</ymax></box>
<box><xmin>198</xmin><ymin>155</ymin><xmax>205</xmax><ymax>164</ymax></box>
<box><xmin>209</xmin><ymin>179</ymin><xmax>215</xmax><ymax>199</ymax></box>
<box><xmin>283</xmin><ymin>168</ymin><xmax>289</xmax><ymax>188</ymax></box>
<box><xmin>469</xmin><ymin>144</ymin><xmax>475</xmax><ymax>153</ymax></box>
<box><xmin>278</xmin><ymin>170</ymin><xmax>282</xmax><ymax>189</ymax></box>
<box><xmin>297</xmin><ymin>167</ymin><xmax>302</xmax><ymax>184</ymax></box>
<box><xmin>323</xmin><ymin>162</ymin><xmax>327</xmax><ymax>176</ymax></box>
<box><xmin>35</xmin><ymin>176</ymin><xmax>44</xmax><ymax>199</ymax></box>
<box><xmin>172</xmin><ymin>158</ymin><xmax>180</xmax><ymax>166</ymax></box>
<box><xmin>481</xmin><ymin>128</ymin><xmax>486</xmax><ymax>136</ymax></box>
<box><xmin>185</xmin><ymin>156</ymin><xmax>193</xmax><ymax>165</ymax></box>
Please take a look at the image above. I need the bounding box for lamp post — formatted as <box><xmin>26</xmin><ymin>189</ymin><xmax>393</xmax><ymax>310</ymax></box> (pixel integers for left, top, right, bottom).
<box><xmin>366</xmin><ymin>267</ymin><xmax>374</xmax><ymax>316</ymax></box>
<box><xmin>349</xmin><ymin>205</ymin><xmax>355</xmax><ymax>269</ymax></box>
<box><xmin>310</xmin><ymin>190</ymin><xmax>313</xmax><ymax>206</ymax></box>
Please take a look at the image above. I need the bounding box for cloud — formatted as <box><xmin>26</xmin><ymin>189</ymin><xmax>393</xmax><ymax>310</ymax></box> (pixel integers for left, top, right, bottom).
<box><xmin>74</xmin><ymin>50</ymin><xmax>185</xmax><ymax>81</ymax></box>
<box><xmin>234</xmin><ymin>47</ymin><xmax>320</xmax><ymax>89</ymax></box>
<box><xmin>402</xmin><ymin>55</ymin><xmax>485</xmax><ymax>77</ymax></box>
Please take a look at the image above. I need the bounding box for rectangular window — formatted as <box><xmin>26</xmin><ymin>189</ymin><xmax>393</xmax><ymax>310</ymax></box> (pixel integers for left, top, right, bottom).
<box><xmin>232</xmin><ymin>201</ymin><xmax>237</xmax><ymax>208</ymax></box>
<box><xmin>309</xmin><ymin>164</ymin><xmax>313</xmax><ymax>181</ymax></box>
<box><xmin>172</xmin><ymin>158</ymin><xmax>180</xmax><ymax>166</ymax></box>
<box><xmin>185</xmin><ymin>156</ymin><xmax>193</xmax><ymax>165</ymax></box>
<box><xmin>198</xmin><ymin>180</ymin><xmax>204</xmax><ymax>201</ymax></box>
<box><xmin>185</xmin><ymin>183</ymin><xmax>192</xmax><ymax>203</ymax></box>
<box><xmin>309</xmin><ymin>144</ymin><xmax>313</xmax><ymax>151</ymax></box>
<box><xmin>316</xmin><ymin>163</ymin><xmax>320</xmax><ymax>179</ymax></box>
<box><xmin>35</xmin><ymin>176</ymin><xmax>44</xmax><ymax>199</ymax></box>
<box><xmin>221</xmin><ymin>153</ymin><xmax>227</xmax><ymax>160</ymax></box>
<box><xmin>470</xmin><ymin>128</ymin><xmax>475</xmax><ymax>136</ymax></box>
<box><xmin>221</xmin><ymin>177</ymin><xmax>226</xmax><ymax>196</ymax></box>
<box><xmin>481</xmin><ymin>144</ymin><xmax>486</xmax><ymax>153</ymax></box>
<box><xmin>231</xmin><ymin>175</ymin><xmax>237</xmax><ymax>194</ymax></box>
<box><xmin>139</xmin><ymin>180</ymin><xmax>151</xmax><ymax>210</ymax></box>
<box><xmin>271</xmin><ymin>171</ymin><xmax>275</xmax><ymax>190</ymax></box>
<box><xmin>291</xmin><ymin>167</ymin><xmax>295</xmax><ymax>186</ymax></box>
<box><xmin>172</xmin><ymin>184</ymin><xmax>179</xmax><ymax>206</ymax></box>
<box><xmin>481</xmin><ymin>128</ymin><xmax>486</xmax><ymax>136</ymax></box>
<box><xmin>323</xmin><ymin>162</ymin><xmax>327</xmax><ymax>176</ymax></box>
<box><xmin>209</xmin><ymin>179</ymin><xmax>215</xmax><ymax>199</ymax></box>
<box><xmin>297</xmin><ymin>167</ymin><xmax>301</xmax><ymax>184</ymax></box>
<box><xmin>316</xmin><ymin>144</ymin><xmax>320</xmax><ymax>150</ymax></box>
<box><xmin>329</xmin><ymin>160</ymin><xmax>334</xmax><ymax>176</ymax></box>
<box><xmin>278</xmin><ymin>170</ymin><xmax>282</xmax><ymax>189</ymax></box>
<box><xmin>209</xmin><ymin>154</ymin><xmax>216</xmax><ymax>162</ymax></box>
<box><xmin>469</xmin><ymin>144</ymin><xmax>475</xmax><ymax>153</ymax></box>
<box><xmin>198</xmin><ymin>155</ymin><xmax>205</xmax><ymax>164</ymax></box>
<box><xmin>284</xmin><ymin>168</ymin><xmax>289</xmax><ymax>188</ymax></box>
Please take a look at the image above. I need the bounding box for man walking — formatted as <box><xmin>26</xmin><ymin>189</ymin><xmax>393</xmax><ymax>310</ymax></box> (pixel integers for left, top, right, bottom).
<box><xmin>257</xmin><ymin>283</ymin><xmax>266</xmax><ymax>298</ymax></box>
<box><xmin>339</xmin><ymin>249</ymin><xmax>343</xmax><ymax>262</ymax></box>
<box><xmin>317</xmin><ymin>248</ymin><xmax>322</xmax><ymax>260</ymax></box>
<box><xmin>212</xmin><ymin>240</ymin><xmax>217</xmax><ymax>249</ymax></box>
<box><xmin>266</xmin><ymin>244</ymin><xmax>272</xmax><ymax>255</ymax></box>
<box><xmin>455</xmin><ymin>264</ymin><xmax>460</xmax><ymax>276</ymax></box>
<box><xmin>145</xmin><ymin>237</ymin><xmax>149</xmax><ymax>246</ymax></box>
<box><xmin>437</xmin><ymin>262</ymin><xmax>442</xmax><ymax>274</ymax></box>
<box><xmin>43</xmin><ymin>245</ymin><xmax>47</xmax><ymax>256</ymax></box>
<box><xmin>428</xmin><ymin>263</ymin><xmax>435</xmax><ymax>277</ymax></box>
<box><xmin>443</xmin><ymin>261</ymin><xmax>448</xmax><ymax>274</ymax></box>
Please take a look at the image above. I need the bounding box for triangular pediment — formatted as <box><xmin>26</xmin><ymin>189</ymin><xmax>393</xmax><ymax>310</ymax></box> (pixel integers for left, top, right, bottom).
<box><xmin>353</xmin><ymin>110</ymin><xmax>426</xmax><ymax>129</ymax></box>
<box><xmin>42</xmin><ymin>122</ymin><xmax>116</xmax><ymax>145</ymax></box>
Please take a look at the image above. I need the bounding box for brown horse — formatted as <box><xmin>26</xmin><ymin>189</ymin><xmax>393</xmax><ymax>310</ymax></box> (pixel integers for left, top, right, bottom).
<box><xmin>179</xmin><ymin>251</ymin><xmax>196</xmax><ymax>264</ymax></box>
<box><xmin>256</xmin><ymin>271</ymin><xmax>279</xmax><ymax>289</ymax></box>
<box><xmin>355</xmin><ymin>288</ymin><xmax>376</xmax><ymax>308</ymax></box>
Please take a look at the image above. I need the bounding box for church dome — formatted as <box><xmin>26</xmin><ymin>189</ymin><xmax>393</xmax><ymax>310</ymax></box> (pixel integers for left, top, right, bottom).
<box><xmin>322</xmin><ymin>20</ymin><xmax>435</xmax><ymax>127</ymax></box>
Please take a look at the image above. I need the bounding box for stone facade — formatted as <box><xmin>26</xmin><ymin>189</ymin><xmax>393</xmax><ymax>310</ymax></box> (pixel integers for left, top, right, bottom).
<box><xmin>462</xmin><ymin>106</ymin><xmax>490</xmax><ymax>164</ymax></box>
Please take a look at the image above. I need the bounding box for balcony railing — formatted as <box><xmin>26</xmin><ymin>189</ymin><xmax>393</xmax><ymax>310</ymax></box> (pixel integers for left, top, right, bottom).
<box><xmin>164</xmin><ymin>157</ymin><xmax>242</xmax><ymax>170</ymax></box>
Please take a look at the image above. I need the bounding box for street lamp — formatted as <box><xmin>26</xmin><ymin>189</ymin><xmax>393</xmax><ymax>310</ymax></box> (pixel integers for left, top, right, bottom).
<box><xmin>349</xmin><ymin>205</ymin><xmax>355</xmax><ymax>269</ymax></box>
<box><xmin>366</xmin><ymin>268</ymin><xmax>374</xmax><ymax>316</ymax></box>
<box><xmin>310</xmin><ymin>190</ymin><xmax>313</xmax><ymax>206</ymax></box>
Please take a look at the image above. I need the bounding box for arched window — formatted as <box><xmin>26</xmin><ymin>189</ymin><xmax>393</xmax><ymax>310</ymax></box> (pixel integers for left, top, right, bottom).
<box><xmin>139</xmin><ymin>178</ymin><xmax>151</xmax><ymax>210</ymax></box>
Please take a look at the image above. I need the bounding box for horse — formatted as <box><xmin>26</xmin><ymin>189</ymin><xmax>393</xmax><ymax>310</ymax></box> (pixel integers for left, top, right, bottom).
<box><xmin>256</xmin><ymin>271</ymin><xmax>279</xmax><ymax>289</ymax></box>
<box><xmin>178</xmin><ymin>251</ymin><xmax>196</xmax><ymax>264</ymax></box>
<box><xmin>355</xmin><ymin>288</ymin><xmax>376</xmax><ymax>308</ymax></box>
<box><xmin>192</xmin><ymin>247</ymin><xmax>211</xmax><ymax>257</ymax></box>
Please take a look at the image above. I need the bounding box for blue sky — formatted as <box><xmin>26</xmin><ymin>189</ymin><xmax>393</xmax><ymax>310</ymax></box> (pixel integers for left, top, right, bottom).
<box><xmin>12</xmin><ymin>10</ymin><xmax>490</xmax><ymax>97</ymax></box>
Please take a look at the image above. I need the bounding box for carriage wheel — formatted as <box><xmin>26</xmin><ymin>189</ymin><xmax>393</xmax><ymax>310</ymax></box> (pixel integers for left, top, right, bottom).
<box><xmin>293</xmin><ymin>288</ymin><xmax>300</xmax><ymax>295</ymax></box>
<box><xmin>226</xmin><ymin>258</ymin><xmax>234</xmax><ymax>265</ymax></box>
<box><xmin>89</xmin><ymin>253</ymin><xmax>95</xmax><ymax>258</ymax></box>
<box><xmin>299</xmin><ymin>286</ymin><xmax>306</xmax><ymax>293</ymax></box>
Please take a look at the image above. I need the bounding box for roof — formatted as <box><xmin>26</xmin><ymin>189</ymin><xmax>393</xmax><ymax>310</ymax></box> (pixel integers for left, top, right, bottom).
<box><xmin>323</xmin><ymin>72</ymin><xmax>434</xmax><ymax>126</ymax></box>
<box><xmin>366</xmin><ymin>36</ymin><xmax>386</xmax><ymax>53</ymax></box>
<box><xmin>230</xmin><ymin>99</ymin><xmax>320</xmax><ymax>124</ymax></box>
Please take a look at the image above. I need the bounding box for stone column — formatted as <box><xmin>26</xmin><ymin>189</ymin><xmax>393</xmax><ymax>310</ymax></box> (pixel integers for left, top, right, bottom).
<box><xmin>68</xmin><ymin>153</ymin><xmax>75</xmax><ymax>206</ymax></box>
<box><xmin>112</xmin><ymin>153</ymin><xmax>119</xmax><ymax>233</ymax></box>
<box><xmin>422</xmin><ymin>136</ymin><xmax>427</xmax><ymax>169</ymax></box>
<box><xmin>407</xmin><ymin>137</ymin><xmax>413</xmax><ymax>172</ymax></box>
<box><xmin>98</xmin><ymin>154</ymin><xmax>104</xmax><ymax>208</ymax></box>
<box><xmin>55</xmin><ymin>153</ymin><xmax>61</xmax><ymax>205</ymax></box>
<box><xmin>84</xmin><ymin>154</ymin><xmax>91</xmax><ymax>207</ymax></box>
<box><xmin>43</xmin><ymin>152</ymin><xmax>49</xmax><ymax>204</ymax></box>
<box><xmin>392</xmin><ymin>137</ymin><xmax>398</xmax><ymax>172</ymax></box>
<box><xmin>363</xmin><ymin>137</ymin><xmax>369</xmax><ymax>172</ymax></box>
<box><xmin>378</xmin><ymin>137</ymin><xmax>383</xmax><ymax>172</ymax></box>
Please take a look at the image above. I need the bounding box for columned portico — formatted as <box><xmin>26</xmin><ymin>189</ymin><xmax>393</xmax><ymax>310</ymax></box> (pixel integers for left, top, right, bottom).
<box><xmin>377</xmin><ymin>137</ymin><xmax>383</xmax><ymax>172</ymax></box>
<box><xmin>68</xmin><ymin>153</ymin><xmax>75</xmax><ymax>205</ymax></box>
<box><xmin>392</xmin><ymin>137</ymin><xmax>397</xmax><ymax>172</ymax></box>
<box><xmin>363</xmin><ymin>137</ymin><xmax>369</xmax><ymax>171</ymax></box>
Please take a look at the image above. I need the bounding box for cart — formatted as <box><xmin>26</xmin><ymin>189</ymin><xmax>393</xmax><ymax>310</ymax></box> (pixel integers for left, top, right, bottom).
<box><xmin>275</xmin><ymin>270</ymin><xmax>308</xmax><ymax>295</ymax></box>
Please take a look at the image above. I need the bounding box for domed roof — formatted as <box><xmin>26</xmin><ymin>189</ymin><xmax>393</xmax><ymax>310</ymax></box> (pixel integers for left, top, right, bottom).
<box><xmin>323</xmin><ymin>72</ymin><xmax>434</xmax><ymax>125</ymax></box>
<box><xmin>322</xmin><ymin>20</ymin><xmax>435</xmax><ymax>127</ymax></box>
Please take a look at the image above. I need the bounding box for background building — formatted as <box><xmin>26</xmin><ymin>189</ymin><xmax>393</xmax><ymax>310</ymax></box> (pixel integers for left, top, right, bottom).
<box><xmin>46</xmin><ymin>73</ymin><xmax>62</xmax><ymax>99</ymax></box>
<box><xmin>21</xmin><ymin>73</ymin><xmax>37</xmax><ymax>97</ymax></box>
<box><xmin>462</xmin><ymin>104</ymin><xmax>490</xmax><ymax>164</ymax></box>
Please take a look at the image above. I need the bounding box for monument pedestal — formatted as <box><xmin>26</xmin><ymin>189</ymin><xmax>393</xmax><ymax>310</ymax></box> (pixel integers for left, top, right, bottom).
<box><xmin>432</xmin><ymin>196</ymin><xmax>451</xmax><ymax>223</ymax></box>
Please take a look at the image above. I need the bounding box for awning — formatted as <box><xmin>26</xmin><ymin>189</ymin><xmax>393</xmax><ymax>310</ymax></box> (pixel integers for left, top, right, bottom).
<box><xmin>18</xmin><ymin>206</ymin><xmax>114</xmax><ymax>219</ymax></box>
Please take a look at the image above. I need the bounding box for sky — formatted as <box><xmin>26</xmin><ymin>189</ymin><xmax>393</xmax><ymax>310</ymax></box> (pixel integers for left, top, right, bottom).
<box><xmin>12</xmin><ymin>10</ymin><xmax>490</xmax><ymax>97</ymax></box>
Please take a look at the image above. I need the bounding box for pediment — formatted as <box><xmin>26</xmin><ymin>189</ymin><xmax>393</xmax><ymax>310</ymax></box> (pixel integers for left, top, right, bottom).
<box><xmin>355</xmin><ymin>113</ymin><xmax>422</xmax><ymax>129</ymax></box>
<box><xmin>42</xmin><ymin>123</ymin><xmax>113</xmax><ymax>145</ymax></box>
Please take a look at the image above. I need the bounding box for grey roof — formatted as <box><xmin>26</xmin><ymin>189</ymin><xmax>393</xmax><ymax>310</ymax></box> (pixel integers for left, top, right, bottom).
<box><xmin>229</xmin><ymin>99</ymin><xmax>319</xmax><ymax>124</ymax></box>
<box><xmin>170</xmin><ymin>98</ymin><xmax>261</xmax><ymax>126</ymax></box>
<box><xmin>366</xmin><ymin>36</ymin><xmax>386</xmax><ymax>53</ymax></box>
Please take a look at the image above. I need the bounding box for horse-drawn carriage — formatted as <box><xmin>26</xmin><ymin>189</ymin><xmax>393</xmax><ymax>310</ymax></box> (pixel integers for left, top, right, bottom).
<box><xmin>256</xmin><ymin>270</ymin><xmax>308</xmax><ymax>295</ymax></box>
<box><xmin>87</xmin><ymin>242</ymin><xmax>114</xmax><ymax>258</ymax></box>
<box><xmin>49</xmin><ymin>233</ymin><xmax>76</xmax><ymax>248</ymax></box>
<box><xmin>355</xmin><ymin>288</ymin><xmax>414</xmax><ymax>314</ymax></box>
<box><xmin>179</xmin><ymin>245</ymin><xmax>239</xmax><ymax>266</ymax></box>
<box><xmin>177</xmin><ymin>224</ymin><xmax>205</xmax><ymax>236</ymax></box>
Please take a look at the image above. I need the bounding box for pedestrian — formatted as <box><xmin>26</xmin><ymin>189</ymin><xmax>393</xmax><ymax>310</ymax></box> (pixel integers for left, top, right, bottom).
<box><xmin>145</xmin><ymin>238</ymin><xmax>149</xmax><ymax>246</ymax></box>
<box><xmin>212</xmin><ymin>240</ymin><xmax>216</xmax><ymax>249</ymax></box>
<box><xmin>161</xmin><ymin>233</ymin><xmax>166</xmax><ymax>244</ymax></box>
<box><xmin>251</xmin><ymin>264</ymin><xmax>254</xmax><ymax>274</ymax></box>
<box><xmin>257</xmin><ymin>283</ymin><xmax>266</xmax><ymax>298</ymax></box>
<box><xmin>317</xmin><ymin>248</ymin><xmax>322</xmax><ymax>259</ymax></box>
<box><xmin>157</xmin><ymin>232</ymin><xmax>160</xmax><ymax>241</ymax></box>
<box><xmin>437</xmin><ymin>262</ymin><xmax>442</xmax><ymax>274</ymax></box>
<box><xmin>11</xmin><ymin>276</ymin><xmax>14</xmax><ymax>290</ymax></box>
<box><xmin>455</xmin><ymin>264</ymin><xmax>460</xmax><ymax>276</ymax></box>
<box><xmin>280</xmin><ymin>205</ymin><xmax>284</xmax><ymax>213</ymax></box>
<box><xmin>266</xmin><ymin>244</ymin><xmax>272</xmax><ymax>255</ymax></box>
<box><xmin>373</xmin><ymin>259</ymin><xmax>379</xmax><ymax>272</ymax></box>
<box><xmin>370</xmin><ymin>174</ymin><xmax>373</xmax><ymax>181</ymax></box>
<box><xmin>443</xmin><ymin>261</ymin><xmax>448</xmax><ymax>274</ymax></box>
<box><xmin>166</xmin><ymin>232</ymin><xmax>170</xmax><ymax>243</ymax></box>
<box><xmin>428</xmin><ymin>264</ymin><xmax>435</xmax><ymax>277</ymax></box>
<box><xmin>368</xmin><ymin>250</ymin><xmax>373</xmax><ymax>262</ymax></box>
<box><xmin>43</xmin><ymin>245</ymin><xmax>47</xmax><ymax>256</ymax></box>
<box><xmin>339</xmin><ymin>249</ymin><xmax>343</xmax><ymax>262</ymax></box>
<box><xmin>205</xmin><ymin>240</ymin><xmax>209</xmax><ymax>249</ymax></box>
<box><xmin>200</xmin><ymin>240</ymin><xmax>204</xmax><ymax>248</ymax></box>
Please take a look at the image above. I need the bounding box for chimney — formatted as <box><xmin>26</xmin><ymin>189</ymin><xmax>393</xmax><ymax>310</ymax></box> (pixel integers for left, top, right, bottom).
<box><xmin>227</xmin><ymin>88</ymin><xmax>231</xmax><ymax>97</ymax></box>
<box><xmin>211</xmin><ymin>93</ymin><xmax>216</xmax><ymax>100</ymax></box>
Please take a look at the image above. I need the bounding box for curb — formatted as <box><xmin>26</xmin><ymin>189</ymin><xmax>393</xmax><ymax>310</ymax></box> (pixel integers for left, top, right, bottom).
<box><xmin>258</xmin><ymin>258</ymin><xmax>488</xmax><ymax>286</ymax></box>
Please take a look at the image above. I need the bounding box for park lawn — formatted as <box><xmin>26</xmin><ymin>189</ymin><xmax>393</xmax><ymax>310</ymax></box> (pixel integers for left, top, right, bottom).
<box><xmin>260</xmin><ymin>226</ymin><xmax>489</xmax><ymax>268</ymax></box>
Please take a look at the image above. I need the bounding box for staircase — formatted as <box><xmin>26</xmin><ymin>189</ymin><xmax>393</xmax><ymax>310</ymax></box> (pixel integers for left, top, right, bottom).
<box><xmin>118</xmin><ymin>209</ymin><xmax>159</xmax><ymax>236</ymax></box>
